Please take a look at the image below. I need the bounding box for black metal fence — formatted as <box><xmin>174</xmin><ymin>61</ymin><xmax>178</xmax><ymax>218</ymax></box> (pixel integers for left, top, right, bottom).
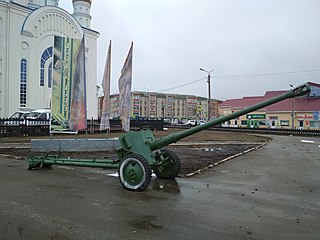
<box><xmin>0</xmin><ymin>118</ymin><xmax>164</xmax><ymax>137</ymax></box>
<box><xmin>83</xmin><ymin>118</ymin><xmax>164</xmax><ymax>134</ymax></box>
<box><xmin>166</xmin><ymin>124</ymin><xmax>320</xmax><ymax>137</ymax></box>
<box><xmin>212</xmin><ymin>126</ymin><xmax>320</xmax><ymax>137</ymax></box>
<box><xmin>0</xmin><ymin>118</ymin><xmax>50</xmax><ymax>137</ymax></box>
<box><xmin>1</xmin><ymin>117</ymin><xmax>319</xmax><ymax>138</ymax></box>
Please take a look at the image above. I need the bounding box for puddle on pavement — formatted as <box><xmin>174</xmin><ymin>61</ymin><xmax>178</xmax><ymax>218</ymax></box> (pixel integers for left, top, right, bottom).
<box><xmin>129</xmin><ymin>216</ymin><xmax>163</xmax><ymax>230</ymax></box>
<box><xmin>151</xmin><ymin>179</ymin><xmax>181</xmax><ymax>193</ymax></box>
<box><xmin>45</xmin><ymin>184</ymin><xmax>73</xmax><ymax>190</ymax></box>
<box><xmin>50</xmin><ymin>234</ymin><xmax>69</xmax><ymax>240</ymax></box>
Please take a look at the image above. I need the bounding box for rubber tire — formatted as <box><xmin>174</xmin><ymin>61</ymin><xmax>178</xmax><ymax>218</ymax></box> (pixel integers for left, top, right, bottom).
<box><xmin>118</xmin><ymin>153</ymin><xmax>152</xmax><ymax>191</ymax></box>
<box><xmin>154</xmin><ymin>148</ymin><xmax>181</xmax><ymax>179</ymax></box>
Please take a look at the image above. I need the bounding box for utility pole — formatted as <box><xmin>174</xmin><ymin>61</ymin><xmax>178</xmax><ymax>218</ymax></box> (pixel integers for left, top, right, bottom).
<box><xmin>290</xmin><ymin>84</ymin><xmax>295</xmax><ymax>129</ymax></box>
<box><xmin>200</xmin><ymin>68</ymin><xmax>214</xmax><ymax>120</ymax></box>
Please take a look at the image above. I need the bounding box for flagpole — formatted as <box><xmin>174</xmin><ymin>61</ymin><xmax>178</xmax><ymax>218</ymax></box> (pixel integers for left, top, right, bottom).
<box><xmin>82</xmin><ymin>35</ymin><xmax>88</xmax><ymax>136</ymax></box>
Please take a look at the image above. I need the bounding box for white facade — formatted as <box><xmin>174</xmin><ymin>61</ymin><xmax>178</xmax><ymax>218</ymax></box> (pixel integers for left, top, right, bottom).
<box><xmin>0</xmin><ymin>0</ymin><xmax>99</xmax><ymax>118</ymax></box>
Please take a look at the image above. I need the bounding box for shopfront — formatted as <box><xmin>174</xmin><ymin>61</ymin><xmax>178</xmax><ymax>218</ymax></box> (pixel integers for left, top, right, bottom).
<box><xmin>245</xmin><ymin>114</ymin><xmax>266</xmax><ymax>128</ymax></box>
<box><xmin>295</xmin><ymin>114</ymin><xmax>312</xmax><ymax>129</ymax></box>
<box><xmin>310</xmin><ymin>111</ymin><xmax>320</xmax><ymax>129</ymax></box>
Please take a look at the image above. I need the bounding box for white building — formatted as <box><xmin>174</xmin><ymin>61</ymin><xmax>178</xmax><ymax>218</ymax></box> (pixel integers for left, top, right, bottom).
<box><xmin>0</xmin><ymin>0</ymin><xmax>99</xmax><ymax>118</ymax></box>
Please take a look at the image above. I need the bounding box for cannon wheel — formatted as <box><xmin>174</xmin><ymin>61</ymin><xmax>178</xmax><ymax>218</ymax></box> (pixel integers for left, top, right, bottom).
<box><xmin>118</xmin><ymin>153</ymin><xmax>152</xmax><ymax>191</ymax></box>
<box><xmin>154</xmin><ymin>148</ymin><xmax>181</xmax><ymax>179</ymax></box>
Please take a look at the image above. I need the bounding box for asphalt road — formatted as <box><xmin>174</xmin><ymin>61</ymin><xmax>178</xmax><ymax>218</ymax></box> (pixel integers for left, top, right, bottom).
<box><xmin>0</xmin><ymin>135</ymin><xmax>319</xmax><ymax>240</ymax></box>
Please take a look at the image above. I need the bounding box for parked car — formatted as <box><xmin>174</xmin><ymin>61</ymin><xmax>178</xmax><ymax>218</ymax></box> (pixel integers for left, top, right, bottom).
<box><xmin>25</xmin><ymin>109</ymin><xmax>51</xmax><ymax>125</ymax></box>
<box><xmin>186</xmin><ymin>120</ymin><xmax>197</xmax><ymax>126</ymax></box>
<box><xmin>199</xmin><ymin>120</ymin><xmax>207</xmax><ymax>125</ymax></box>
<box><xmin>163</xmin><ymin>118</ymin><xmax>171</xmax><ymax>125</ymax></box>
<box><xmin>9</xmin><ymin>110</ymin><xmax>31</xmax><ymax>119</ymax></box>
<box><xmin>26</xmin><ymin>109</ymin><xmax>51</xmax><ymax>120</ymax></box>
<box><xmin>3</xmin><ymin>110</ymin><xmax>31</xmax><ymax>125</ymax></box>
<box><xmin>185</xmin><ymin>119</ymin><xmax>207</xmax><ymax>126</ymax></box>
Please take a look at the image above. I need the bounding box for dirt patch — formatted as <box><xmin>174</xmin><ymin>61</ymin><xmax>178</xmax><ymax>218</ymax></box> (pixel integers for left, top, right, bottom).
<box><xmin>0</xmin><ymin>129</ymin><xmax>270</xmax><ymax>176</ymax></box>
<box><xmin>156</xmin><ymin>128</ymin><xmax>269</xmax><ymax>143</ymax></box>
<box><xmin>169</xmin><ymin>144</ymin><xmax>261</xmax><ymax>176</ymax></box>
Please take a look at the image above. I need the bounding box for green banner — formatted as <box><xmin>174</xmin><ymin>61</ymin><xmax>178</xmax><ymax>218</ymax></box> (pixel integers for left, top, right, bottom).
<box><xmin>51</xmin><ymin>36</ymin><xmax>82</xmax><ymax>132</ymax></box>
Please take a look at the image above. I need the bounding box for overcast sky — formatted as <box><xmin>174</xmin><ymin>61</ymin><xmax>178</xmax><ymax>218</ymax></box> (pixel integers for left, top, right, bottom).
<box><xmin>60</xmin><ymin>0</ymin><xmax>320</xmax><ymax>100</ymax></box>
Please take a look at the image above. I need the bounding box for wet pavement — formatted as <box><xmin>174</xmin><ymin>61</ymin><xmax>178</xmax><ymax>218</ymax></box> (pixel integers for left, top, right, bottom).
<box><xmin>0</xmin><ymin>135</ymin><xmax>319</xmax><ymax>240</ymax></box>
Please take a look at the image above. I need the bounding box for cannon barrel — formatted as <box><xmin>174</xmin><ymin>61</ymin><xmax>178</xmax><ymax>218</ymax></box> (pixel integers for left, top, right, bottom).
<box><xmin>150</xmin><ymin>83</ymin><xmax>310</xmax><ymax>150</ymax></box>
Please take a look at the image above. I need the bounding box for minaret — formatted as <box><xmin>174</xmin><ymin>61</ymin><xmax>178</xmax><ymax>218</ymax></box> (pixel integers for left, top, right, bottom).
<box><xmin>72</xmin><ymin>0</ymin><xmax>92</xmax><ymax>28</ymax></box>
<box><xmin>27</xmin><ymin>0</ymin><xmax>59</xmax><ymax>8</ymax></box>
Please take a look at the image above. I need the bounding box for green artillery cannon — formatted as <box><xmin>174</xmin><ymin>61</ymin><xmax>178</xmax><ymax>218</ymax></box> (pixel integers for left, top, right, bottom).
<box><xmin>26</xmin><ymin>83</ymin><xmax>310</xmax><ymax>191</ymax></box>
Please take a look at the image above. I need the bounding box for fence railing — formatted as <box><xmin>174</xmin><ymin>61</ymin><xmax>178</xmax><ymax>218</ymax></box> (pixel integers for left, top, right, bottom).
<box><xmin>0</xmin><ymin>118</ymin><xmax>164</xmax><ymax>137</ymax></box>
<box><xmin>211</xmin><ymin>126</ymin><xmax>320</xmax><ymax>136</ymax></box>
<box><xmin>0</xmin><ymin>118</ymin><xmax>50</xmax><ymax>137</ymax></box>
<box><xmin>166</xmin><ymin>124</ymin><xmax>320</xmax><ymax>137</ymax></box>
<box><xmin>82</xmin><ymin>118</ymin><xmax>164</xmax><ymax>134</ymax></box>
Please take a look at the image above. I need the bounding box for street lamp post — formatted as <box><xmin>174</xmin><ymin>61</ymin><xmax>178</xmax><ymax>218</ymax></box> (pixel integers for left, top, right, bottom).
<box><xmin>200</xmin><ymin>68</ymin><xmax>214</xmax><ymax>120</ymax></box>
<box><xmin>290</xmin><ymin>84</ymin><xmax>295</xmax><ymax>129</ymax></box>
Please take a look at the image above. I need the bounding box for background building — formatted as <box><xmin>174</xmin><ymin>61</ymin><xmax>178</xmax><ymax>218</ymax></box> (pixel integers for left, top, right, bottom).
<box><xmin>0</xmin><ymin>0</ymin><xmax>99</xmax><ymax>118</ymax></box>
<box><xmin>99</xmin><ymin>91</ymin><xmax>222</xmax><ymax>123</ymax></box>
<box><xmin>218</xmin><ymin>82</ymin><xmax>320</xmax><ymax>129</ymax></box>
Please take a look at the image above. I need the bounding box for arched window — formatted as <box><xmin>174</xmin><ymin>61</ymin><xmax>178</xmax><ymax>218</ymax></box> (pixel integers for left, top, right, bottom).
<box><xmin>20</xmin><ymin>59</ymin><xmax>27</xmax><ymax>107</ymax></box>
<box><xmin>40</xmin><ymin>47</ymin><xmax>53</xmax><ymax>86</ymax></box>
